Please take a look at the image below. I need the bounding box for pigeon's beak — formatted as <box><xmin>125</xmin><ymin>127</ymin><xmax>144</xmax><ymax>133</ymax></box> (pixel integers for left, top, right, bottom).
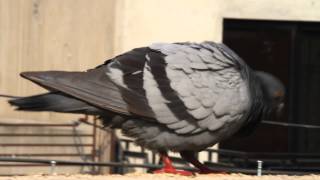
<box><xmin>276</xmin><ymin>102</ymin><xmax>284</xmax><ymax>118</ymax></box>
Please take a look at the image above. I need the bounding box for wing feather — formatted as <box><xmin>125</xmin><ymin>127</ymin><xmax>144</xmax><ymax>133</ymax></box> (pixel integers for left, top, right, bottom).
<box><xmin>106</xmin><ymin>42</ymin><xmax>251</xmax><ymax>135</ymax></box>
<box><xmin>148</xmin><ymin>42</ymin><xmax>251</xmax><ymax>134</ymax></box>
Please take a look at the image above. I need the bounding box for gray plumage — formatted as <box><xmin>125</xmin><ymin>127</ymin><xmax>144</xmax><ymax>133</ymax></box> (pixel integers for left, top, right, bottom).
<box><xmin>9</xmin><ymin>41</ymin><xmax>285</xmax><ymax>152</ymax></box>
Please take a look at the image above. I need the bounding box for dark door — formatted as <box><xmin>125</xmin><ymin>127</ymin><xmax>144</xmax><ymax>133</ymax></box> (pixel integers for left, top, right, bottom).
<box><xmin>221</xmin><ymin>19</ymin><xmax>320</xmax><ymax>154</ymax></box>
<box><xmin>293</xmin><ymin>27</ymin><xmax>320</xmax><ymax>153</ymax></box>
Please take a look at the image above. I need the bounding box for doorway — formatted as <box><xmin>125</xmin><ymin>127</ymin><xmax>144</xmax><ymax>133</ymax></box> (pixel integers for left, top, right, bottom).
<box><xmin>221</xmin><ymin>19</ymin><xmax>320</xmax><ymax>154</ymax></box>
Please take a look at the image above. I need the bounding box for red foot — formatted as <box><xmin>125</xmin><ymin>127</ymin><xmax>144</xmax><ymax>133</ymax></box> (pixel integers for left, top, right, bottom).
<box><xmin>180</xmin><ymin>151</ymin><xmax>228</xmax><ymax>175</ymax></box>
<box><xmin>154</xmin><ymin>151</ymin><xmax>194</xmax><ymax>176</ymax></box>
<box><xmin>153</xmin><ymin>168</ymin><xmax>194</xmax><ymax>176</ymax></box>
<box><xmin>197</xmin><ymin>168</ymin><xmax>227</xmax><ymax>174</ymax></box>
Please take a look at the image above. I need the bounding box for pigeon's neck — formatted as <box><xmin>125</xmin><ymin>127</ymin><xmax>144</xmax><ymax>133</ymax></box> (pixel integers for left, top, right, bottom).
<box><xmin>251</xmin><ymin>72</ymin><xmax>274</xmax><ymax>119</ymax></box>
<box><xmin>233</xmin><ymin>69</ymin><xmax>269</xmax><ymax>136</ymax></box>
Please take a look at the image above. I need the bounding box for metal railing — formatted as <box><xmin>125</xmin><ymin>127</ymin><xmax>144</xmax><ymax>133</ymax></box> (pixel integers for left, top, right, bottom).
<box><xmin>0</xmin><ymin>122</ymin><xmax>319</xmax><ymax>175</ymax></box>
<box><xmin>0</xmin><ymin>116</ymin><xmax>100</xmax><ymax>174</ymax></box>
<box><xmin>0</xmin><ymin>152</ymin><xmax>314</xmax><ymax>175</ymax></box>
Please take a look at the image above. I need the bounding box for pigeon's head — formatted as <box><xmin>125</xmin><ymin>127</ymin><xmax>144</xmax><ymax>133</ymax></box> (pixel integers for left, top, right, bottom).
<box><xmin>255</xmin><ymin>71</ymin><xmax>285</xmax><ymax>117</ymax></box>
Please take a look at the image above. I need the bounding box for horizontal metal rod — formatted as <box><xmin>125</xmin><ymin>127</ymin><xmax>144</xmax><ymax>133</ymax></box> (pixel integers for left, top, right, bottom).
<box><xmin>0</xmin><ymin>143</ymin><xmax>93</xmax><ymax>147</ymax></box>
<box><xmin>0</xmin><ymin>153</ymin><xmax>92</xmax><ymax>157</ymax></box>
<box><xmin>262</xmin><ymin>120</ymin><xmax>320</xmax><ymax>129</ymax></box>
<box><xmin>78</xmin><ymin>119</ymin><xmax>109</xmax><ymax>131</ymax></box>
<box><xmin>0</xmin><ymin>157</ymin><xmax>179</xmax><ymax>170</ymax></box>
<box><xmin>0</xmin><ymin>94</ymin><xmax>21</xmax><ymax>98</ymax></box>
<box><xmin>0</xmin><ymin>164</ymin><xmax>49</xmax><ymax>167</ymax></box>
<box><xmin>0</xmin><ymin>122</ymin><xmax>79</xmax><ymax>127</ymax></box>
<box><xmin>0</xmin><ymin>157</ymin><xmax>313</xmax><ymax>175</ymax></box>
<box><xmin>0</xmin><ymin>133</ymin><xmax>93</xmax><ymax>137</ymax></box>
<box><xmin>208</xmin><ymin>148</ymin><xmax>320</xmax><ymax>159</ymax></box>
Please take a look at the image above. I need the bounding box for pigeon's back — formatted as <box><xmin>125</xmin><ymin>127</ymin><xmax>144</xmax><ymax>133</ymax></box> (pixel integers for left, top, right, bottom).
<box><xmin>106</xmin><ymin>42</ymin><xmax>258</xmax><ymax>138</ymax></box>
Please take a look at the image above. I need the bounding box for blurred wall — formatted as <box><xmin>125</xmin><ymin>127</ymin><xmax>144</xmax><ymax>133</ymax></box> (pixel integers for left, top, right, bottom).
<box><xmin>0</xmin><ymin>0</ymin><xmax>320</xmax><ymax>175</ymax></box>
<box><xmin>2</xmin><ymin>0</ymin><xmax>320</xmax><ymax>126</ymax></box>
<box><xmin>0</xmin><ymin>0</ymin><xmax>116</xmax><ymax>175</ymax></box>
<box><xmin>0</xmin><ymin>0</ymin><xmax>116</xmax><ymax>122</ymax></box>
<box><xmin>113</xmin><ymin>0</ymin><xmax>320</xmax><ymax>53</ymax></box>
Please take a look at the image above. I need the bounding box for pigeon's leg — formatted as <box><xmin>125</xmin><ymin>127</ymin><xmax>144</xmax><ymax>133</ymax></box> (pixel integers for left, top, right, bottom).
<box><xmin>180</xmin><ymin>151</ymin><xmax>226</xmax><ymax>174</ymax></box>
<box><xmin>153</xmin><ymin>151</ymin><xmax>193</xmax><ymax>176</ymax></box>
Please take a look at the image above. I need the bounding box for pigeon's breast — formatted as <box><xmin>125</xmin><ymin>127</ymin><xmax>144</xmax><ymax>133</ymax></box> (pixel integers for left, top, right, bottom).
<box><xmin>121</xmin><ymin>110</ymin><xmax>250</xmax><ymax>152</ymax></box>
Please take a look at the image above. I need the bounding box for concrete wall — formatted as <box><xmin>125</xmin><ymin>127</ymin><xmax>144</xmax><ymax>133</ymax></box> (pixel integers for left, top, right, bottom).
<box><xmin>113</xmin><ymin>0</ymin><xmax>320</xmax><ymax>54</ymax></box>
<box><xmin>0</xmin><ymin>0</ymin><xmax>116</xmax><ymax>122</ymax></box>
<box><xmin>1</xmin><ymin>0</ymin><xmax>320</xmax><ymax>175</ymax></box>
<box><xmin>0</xmin><ymin>0</ymin><xmax>115</xmax><ymax>175</ymax></box>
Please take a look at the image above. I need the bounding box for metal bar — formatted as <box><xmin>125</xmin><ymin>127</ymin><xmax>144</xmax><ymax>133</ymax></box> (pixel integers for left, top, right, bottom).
<box><xmin>0</xmin><ymin>133</ymin><xmax>92</xmax><ymax>137</ymax></box>
<box><xmin>210</xmin><ymin>148</ymin><xmax>320</xmax><ymax>159</ymax></box>
<box><xmin>0</xmin><ymin>144</ymin><xmax>93</xmax><ymax>147</ymax></box>
<box><xmin>208</xmin><ymin>151</ymin><xmax>213</xmax><ymax>161</ymax></box>
<box><xmin>0</xmin><ymin>122</ymin><xmax>79</xmax><ymax>127</ymax></box>
<box><xmin>152</xmin><ymin>152</ymin><xmax>156</xmax><ymax>164</ymax></box>
<box><xmin>0</xmin><ymin>153</ymin><xmax>92</xmax><ymax>157</ymax></box>
<box><xmin>78</xmin><ymin>117</ymin><xmax>108</xmax><ymax>131</ymax></box>
<box><xmin>262</xmin><ymin>120</ymin><xmax>320</xmax><ymax>129</ymax></box>
<box><xmin>205</xmin><ymin>148</ymin><xmax>248</xmax><ymax>157</ymax></box>
<box><xmin>206</xmin><ymin>149</ymin><xmax>320</xmax><ymax>160</ymax></box>
<box><xmin>0</xmin><ymin>164</ymin><xmax>51</xmax><ymax>167</ymax></box>
<box><xmin>0</xmin><ymin>157</ymin><xmax>314</xmax><ymax>175</ymax></box>
<box><xmin>248</xmin><ymin>153</ymin><xmax>320</xmax><ymax>159</ymax></box>
<box><xmin>92</xmin><ymin>116</ymin><xmax>97</xmax><ymax>162</ymax></box>
<box><xmin>0</xmin><ymin>94</ymin><xmax>21</xmax><ymax>98</ymax></box>
<box><xmin>0</xmin><ymin>157</ymin><xmax>175</xmax><ymax>169</ymax></box>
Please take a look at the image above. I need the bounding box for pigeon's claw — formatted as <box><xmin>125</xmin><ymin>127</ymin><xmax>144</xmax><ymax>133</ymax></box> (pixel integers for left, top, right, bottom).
<box><xmin>180</xmin><ymin>151</ymin><xmax>227</xmax><ymax>175</ymax></box>
<box><xmin>153</xmin><ymin>168</ymin><xmax>194</xmax><ymax>176</ymax></box>
<box><xmin>153</xmin><ymin>152</ymin><xmax>194</xmax><ymax>176</ymax></box>
<box><xmin>196</xmin><ymin>168</ymin><xmax>227</xmax><ymax>174</ymax></box>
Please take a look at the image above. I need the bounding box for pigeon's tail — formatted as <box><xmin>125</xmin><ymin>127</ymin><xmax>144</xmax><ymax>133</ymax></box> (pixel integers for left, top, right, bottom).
<box><xmin>16</xmin><ymin>67</ymin><xmax>131</xmax><ymax>116</ymax></box>
<box><xmin>9</xmin><ymin>92</ymin><xmax>103</xmax><ymax>115</ymax></box>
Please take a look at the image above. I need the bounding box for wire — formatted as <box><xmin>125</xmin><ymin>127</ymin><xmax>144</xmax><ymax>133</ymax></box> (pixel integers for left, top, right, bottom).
<box><xmin>0</xmin><ymin>94</ymin><xmax>20</xmax><ymax>98</ymax></box>
<box><xmin>262</xmin><ymin>120</ymin><xmax>320</xmax><ymax>129</ymax></box>
<box><xmin>72</xmin><ymin>124</ymin><xmax>92</xmax><ymax>173</ymax></box>
<box><xmin>78</xmin><ymin>118</ymin><xmax>110</xmax><ymax>131</ymax></box>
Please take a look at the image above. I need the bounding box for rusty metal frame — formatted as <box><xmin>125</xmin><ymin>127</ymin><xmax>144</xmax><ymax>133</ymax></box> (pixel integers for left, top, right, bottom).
<box><xmin>0</xmin><ymin>115</ymin><xmax>101</xmax><ymax>172</ymax></box>
<box><xmin>0</xmin><ymin>157</ymin><xmax>314</xmax><ymax>175</ymax></box>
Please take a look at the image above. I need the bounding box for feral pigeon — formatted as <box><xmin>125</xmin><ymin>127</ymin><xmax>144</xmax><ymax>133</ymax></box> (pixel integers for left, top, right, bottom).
<box><xmin>9</xmin><ymin>41</ymin><xmax>285</xmax><ymax>175</ymax></box>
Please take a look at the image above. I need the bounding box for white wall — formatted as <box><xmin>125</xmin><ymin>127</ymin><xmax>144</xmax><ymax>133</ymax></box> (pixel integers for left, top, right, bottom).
<box><xmin>113</xmin><ymin>0</ymin><xmax>320</xmax><ymax>54</ymax></box>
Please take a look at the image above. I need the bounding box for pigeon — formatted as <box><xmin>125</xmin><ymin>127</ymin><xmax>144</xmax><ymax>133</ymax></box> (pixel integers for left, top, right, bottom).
<box><xmin>9</xmin><ymin>41</ymin><xmax>285</xmax><ymax>175</ymax></box>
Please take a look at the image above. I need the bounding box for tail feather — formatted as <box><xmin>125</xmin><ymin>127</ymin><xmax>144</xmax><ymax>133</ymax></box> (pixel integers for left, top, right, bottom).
<box><xmin>19</xmin><ymin>66</ymin><xmax>130</xmax><ymax>116</ymax></box>
<box><xmin>9</xmin><ymin>92</ymin><xmax>103</xmax><ymax>115</ymax></box>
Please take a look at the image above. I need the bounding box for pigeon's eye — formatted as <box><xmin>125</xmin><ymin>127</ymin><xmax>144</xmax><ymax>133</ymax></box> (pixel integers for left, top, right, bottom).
<box><xmin>273</xmin><ymin>91</ymin><xmax>284</xmax><ymax>98</ymax></box>
<box><xmin>273</xmin><ymin>90</ymin><xmax>284</xmax><ymax>103</ymax></box>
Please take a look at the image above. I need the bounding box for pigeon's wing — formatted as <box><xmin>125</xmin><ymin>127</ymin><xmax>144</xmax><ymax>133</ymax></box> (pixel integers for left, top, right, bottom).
<box><xmin>107</xmin><ymin>42</ymin><xmax>252</xmax><ymax>135</ymax></box>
